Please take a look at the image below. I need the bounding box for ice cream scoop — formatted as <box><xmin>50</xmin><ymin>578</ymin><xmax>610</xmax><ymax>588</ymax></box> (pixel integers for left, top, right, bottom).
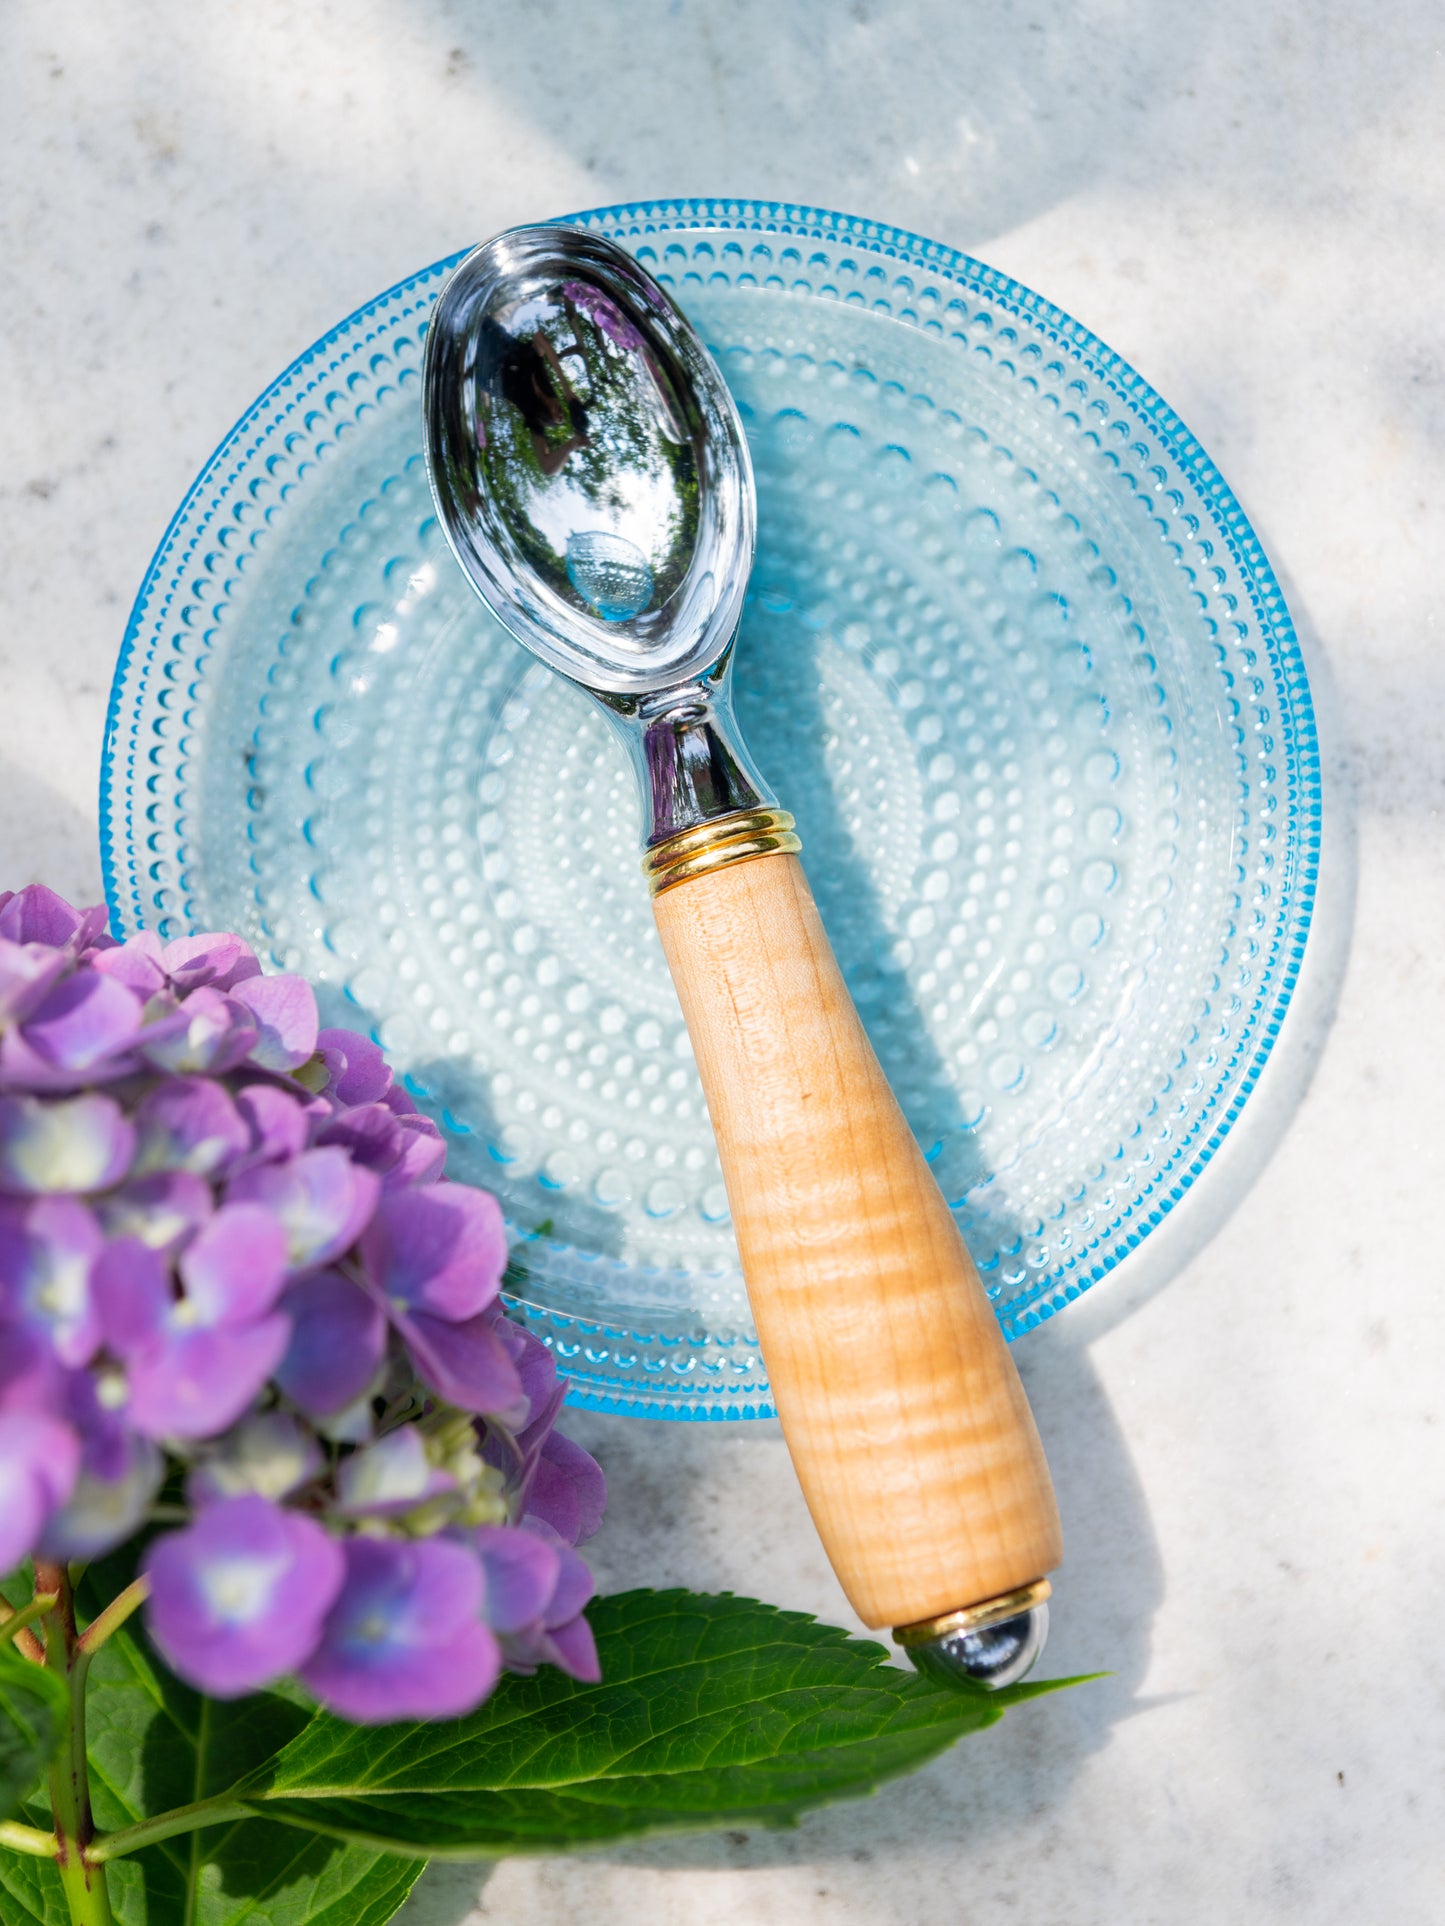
<box><xmin>422</xmin><ymin>224</ymin><xmax>1062</xmax><ymax>1686</ymax></box>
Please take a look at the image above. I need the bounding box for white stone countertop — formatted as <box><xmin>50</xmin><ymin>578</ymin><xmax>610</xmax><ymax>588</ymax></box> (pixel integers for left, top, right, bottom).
<box><xmin>2</xmin><ymin>3</ymin><xmax>1441</xmax><ymax>1920</ymax></box>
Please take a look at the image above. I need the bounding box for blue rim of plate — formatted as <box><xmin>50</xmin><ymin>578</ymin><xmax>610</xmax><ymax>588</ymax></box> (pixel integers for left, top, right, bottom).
<box><xmin>101</xmin><ymin>197</ymin><xmax>1321</xmax><ymax>1418</ymax></box>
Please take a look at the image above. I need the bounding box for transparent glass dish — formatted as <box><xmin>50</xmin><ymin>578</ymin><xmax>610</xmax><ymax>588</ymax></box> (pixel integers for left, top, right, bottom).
<box><xmin>102</xmin><ymin>199</ymin><xmax>1320</xmax><ymax>1420</ymax></box>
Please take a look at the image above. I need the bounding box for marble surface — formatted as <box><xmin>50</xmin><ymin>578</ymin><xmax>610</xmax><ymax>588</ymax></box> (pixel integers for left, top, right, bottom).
<box><xmin>2</xmin><ymin>2</ymin><xmax>1441</xmax><ymax>1919</ymax></box>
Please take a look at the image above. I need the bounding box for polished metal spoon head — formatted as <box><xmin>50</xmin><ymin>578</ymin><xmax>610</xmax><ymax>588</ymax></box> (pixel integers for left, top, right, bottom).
<box><xmin>422</xmin><ymin>224</ymin><xmax>756</xmax><ymax>698</ymax></box>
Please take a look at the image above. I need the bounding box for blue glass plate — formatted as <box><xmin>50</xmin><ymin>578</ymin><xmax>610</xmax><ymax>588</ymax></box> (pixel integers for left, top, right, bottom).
<box><xmin>102</xmin><ymin>199</ymin><xmax>1320</xmax><ymax>1420</ymax></box>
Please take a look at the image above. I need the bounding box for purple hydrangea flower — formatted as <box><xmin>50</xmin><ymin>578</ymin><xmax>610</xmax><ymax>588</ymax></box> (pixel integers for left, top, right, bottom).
<box><xmin>0</xmin><ymin>1195</ymin><xmax>106</xmax><ymax>1365</ymax></box>
<box><xmin>0</xmin><ymin>1410</ymin><xmax>80</xmax><ymax>1573</ymax></box>
<box><xmin>39</xmin><ymin>1425</ymin><xmax>163</xmax><ymax>1562</ymax></box>
<box><xmin>144</xmin><ymin>1495</ymin><xmax>345</xmax><ymax>1697</ymax></box>
<box><xmin>473</xmin><ymin>1524</ymin><xmax>600</xmax><ymax>1681</ymax></box>
<box><xmin>357</xmin><ymin>1184</ymin><xmax>519</xmax><ymax>1415</ymax></box>
<box><xmin>1</xmin><ymin>970</ymin><xmax>146</xmax><ymax>1091</ymax></box>
<box><xmin>0</xmin><ymin>1092</ymin><xmax>136</xmax><ymax>1196</ymax></box>
<box><xmin>523</xmin><ymin>1429</ymin><xmax>609</xmax><ymax>1546</ymax></box>
<box><xmin>188</xmin><ymin>1411</ymin><xmax>323</xmax><ymax>1506</ymax></box>
<box><xmin>131</xmin><ymin>1077</ymin><xmax>249</xmax><ymax>1178</ymax></box>
<box><xmin>233</xmin><ymin>1082</ymin><xmax>310</xmax><ymax>1169</ymax></box>
<box><xmin>333</xmin><ymin>1424</ymin><xmax>454</xmax><ymax>1519</ymax></box>
<box><xmin>158</xmin><ymin>933</ymin><xmax>263</xmax><ymax>994</ymax></box>
<box><xmin>480</xmin><ymin>1322</ymin><xmax>607</xmax><ymax>1544</ymax></box>
<box><xmin>299</xmin><ymin>1536</ymin><xmax>500</xmax><ymax>1722</ymax></box>
<box><xmin>272</xmin><ymin>1269</ymin><xmax>386</xmax><ymax>1418</ymax></box>
<box><xmin>138</xmin><ymin>988</ymin><xmax>258</xmax><ymax>1076</ymax></box>
<box><xmin>228</xmin><ymin>1147</ymin><xmax>379</xmax><ymax>1270</ymax></box>
<box><xmin>98</xmin><ymin>1170</ymin><xmax>214</xmax><ymax>1251</ymax></box>
<box><xmin>0</xmin><ymin>939</ymin><xmax>69</xmax><ymax>1029</ymax></box>
<box><xmin>90</xmin><ymin>1207</ymin><xmax>292</xmax><ymax>1442</ymax></box>
<box><xmin>229</xmin><ymin>974</ymin><xmax>318</xmax><ymax>1074</ymax></box>
<box><xmin>0</xmin><ymin>887</ymin><xmax>604</xmax><ymax>1716</ymax></box>
<box><xmin>316</xmin><ymin>1029</ymin><xmax>392</xmax><ymax>1106</ymax></box>
<box><xmin>0</xmin><ymin>887</ymin><xmax>106</xmax><ymax>952</ymax></box>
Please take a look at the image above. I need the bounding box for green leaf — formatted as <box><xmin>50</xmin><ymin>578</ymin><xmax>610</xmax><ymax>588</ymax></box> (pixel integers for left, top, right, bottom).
<box><xmin>244</xmin><ymin>1590</ymin><xmax>1076</xmax><ymax>1857</ymax></box>
<box><xmin>0</xmin><ymin>1643</ymin><xmax>67</xmax><ymax>1823</ymax></box>
<box><xmin>0</xmin><ymin>1553</ymin><xmax>423</xmax><ymax>1926</ymax></box>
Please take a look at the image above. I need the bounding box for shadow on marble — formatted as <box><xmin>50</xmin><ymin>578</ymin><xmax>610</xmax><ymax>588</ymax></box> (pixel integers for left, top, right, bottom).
<box><xmin>391</xmin><ymin>0</ymin><xmax>1205</xmax><ymax>249</ymax></box>
<box><xmin>0</xmin><ymin>757</ymin><xmax>106</xmax><ymax>908</ymax></box>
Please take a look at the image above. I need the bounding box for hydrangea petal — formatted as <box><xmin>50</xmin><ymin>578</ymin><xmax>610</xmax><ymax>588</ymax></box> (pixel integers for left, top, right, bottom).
<box><xmin>471</xmin><ymin>1523</ymin><xmax>561</xmax><ymax>1636</ymax></box>
<box><xmin>22</xmin><ymin>970</ymin><xmax>144</xmax><ymax>1069</ymax></box>
<box><xmin>397</xmin><ymin>1306</ymin><xmax>523</xmax><ymax>1419</ymax></box>
<box><xmin>0</xmin><ymin>1092</ymin><xmax>135</xmax><ymax>1194</ymax></box>
<box><xmin>0</xmin><ymin>1196</ymin><xmax>105</xmax><ymax>1366</ymax></box>
<box><xmin>127</xmin><ymin>1314</ymin><xmax>291</xmax><ymax>1441</ymax></box>
<box><xmin>139</xmin><ymin>989</ymin><xmax>258</xmax><ymax>1075</ymax></box>
<box><xmin>233</xmin><ymin>1083</ymin><xmax>310</xmax><ymax>1169</ymax></box>
<box><xmin>228</xmin><ymin>1148</ymin><xmax>380</xmax><ymax>1269</ymax></box>
<box><xmin>179</xmin><ymin>1204</ymin><xmax>290</xmax><ymax>1325</ymax></box>
<box><xmin>359</xmin><ymin>1184</ymin><xmax>507</xmax><ymax>1322</ymax></box>
<box><xmin>143</xmin><ymin>1494</ymin><xmax>343</xmax><ymax>1697</ymax></box>
<box><xmin>0</xmin><ymin>887</ymin><xmax>107</xmax><ymax>951</ymax></box>
<box><xmin>188</xmin><ymin>1412</ymin><xmax>323</xmax><ymax>1506</ymax></box>
<box><xmin>502</xmin><ymin>1319</ymin><xmax>567</xmax><ymax>1442</ymax></box>
<box><xmin>0</xmin><ymin>939</ymin><xmax>69</xmax><ymax>1027</ymax></box>
<box><xmin>0</xmin><ymin>1412</ymin><xmax>81</xmax><ymax>1572</ymax></box>
<box><xmin>333</xmin><ymin>1424</ymin><xmax>453</xmax><ymax>1518</ymax></box>
<box><xmin>389</xmin><ymin>1116</ymin><xmax>446</xmax><ymax>1188</ymax></box>
<box><xmin>91</xmin><ymin>931</ymin><xmax>167</xmax><ymax>999</ymax></box>
<box><xmin>317</xmin><ymin>1028</ymin><xmax>392</xmax><ymax>1106</ymax></box>
<box><xmin>273</xmin><ymin>1269</ymin><xmax>386</xmax><ymax>1417</ymax></box>
<box><xmin>230</xmin><ymin>973</ymin><xmax>318</xmax><ymax>1072</ymax></box>
<box><xmin>160</xmin><ymin>933</ymin><xmax>262</xmax><ymax>993</ymax></box>
<box><xmin>546</xmin><ymin>1540</ymin><xmax>597</xmax><ymax>1624</ymax></box>
<box><xmin>132</xmin><ymin>1077</ymin><xmax>249</xmax><ymax>1178</ymax></box>
<box><xmin>38</xmin><ymin>1429</ymin><xmax>163</xmax><ymax>1561</ymax></box>
<box><xmin>542</xmin><ymin>1609</ymin><xmax>601</xmax><ymax>1682</ymax></box>
<box><xmin>299</xmin><ymin>1536</ymin><xmax>499</xmax><ymax>1723</ymax></box>
<box><xmin>523</xmin><ymin>1430</ymin><xmax>608</xmax><ymax>1546</ymax></box>
<box><xmin>99</xmin><ymin>1171</ymin><xmax>214</xmax><ymax>1251</ymax></box>
<box><xmin>91</xmin><ymin>1237</ymin><xmax>171</xmax><ymax>1355</ymax></box>
<box><xmin>316</xmin><ymin>1103</ymin><xmax>405</xmax><ymax>1175</ymax></box>
<box><xmin>0</xmin><ymin>1319</ymin><xmax>65</xmax><ymax>1414</ymax></box>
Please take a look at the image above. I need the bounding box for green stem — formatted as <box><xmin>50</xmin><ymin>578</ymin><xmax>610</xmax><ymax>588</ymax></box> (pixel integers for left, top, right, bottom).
<box><xmin>85</xmin><ymin>1795</ymin><xmax>256</xmax><ymax>1864</ymax></box>
<box><xmin>34</xmin><ymin>1561</ymin><xmax>114</xmax><ymax>1926</ymax></box>
<box><xmin>76</xmin><ymin>1577</ymin><xmax>150</xmax><ymax>1659</ymax></box>
<box><xmin>0</xmin><ymin>1590</ymin><xmax>57</xmax><ymax>1658</ymax></box>
<box><xmin>0</xmin><ymin>1820</ymin><xmax>56</xmax><ymax>1858</ymax></box>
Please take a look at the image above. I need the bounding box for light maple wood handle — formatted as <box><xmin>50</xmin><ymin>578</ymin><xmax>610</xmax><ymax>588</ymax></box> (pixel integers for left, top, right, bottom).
<box><xmin>652</xmin><ymin>849</ymin><xmax>1062</xmax><ymax>1630</ymax></box>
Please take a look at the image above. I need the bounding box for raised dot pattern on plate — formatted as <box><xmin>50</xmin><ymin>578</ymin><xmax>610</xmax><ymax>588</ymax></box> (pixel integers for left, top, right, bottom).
<box><xmin>102</xmin><ymin>199</ymin><xmax>1320</xmax><ymax>1420</ymax></box>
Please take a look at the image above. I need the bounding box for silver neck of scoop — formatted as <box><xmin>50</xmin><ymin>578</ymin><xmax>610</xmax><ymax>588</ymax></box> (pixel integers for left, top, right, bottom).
<box><xmin>594</xmin><ymin>648</ymin><xmax>776</xmax><ymax>848</ymax></box>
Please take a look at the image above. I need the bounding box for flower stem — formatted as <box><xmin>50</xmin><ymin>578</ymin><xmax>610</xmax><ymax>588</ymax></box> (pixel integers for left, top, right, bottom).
<box><xmin>0</xmin><ymin>1821</ymin><xmax>56</xmax><ymax>1858</ymax></box>
<box><xmin>33</xmin><ymin>1561</ymin><xmax>114</xmax><ymax>1926</ymax></box>
<box><xmin>0</xmin><ymin>1589</ymin><xmax>56</xmax><ymax>1661</ymax></box>
<box><xmin>76</xmin><ymin>1577</ymin><xmax>150</xmax><ymax>1659</ymax></box>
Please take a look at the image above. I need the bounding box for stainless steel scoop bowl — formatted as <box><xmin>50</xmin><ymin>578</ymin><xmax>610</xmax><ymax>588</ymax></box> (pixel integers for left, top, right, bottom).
<box><xmin>422</xmin><ymin>225</ymin><xmax>773</xmax><ymax>848</ymax></box>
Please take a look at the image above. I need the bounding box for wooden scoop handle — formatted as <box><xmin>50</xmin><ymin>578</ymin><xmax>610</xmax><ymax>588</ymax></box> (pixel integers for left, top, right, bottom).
<box><xmin>652</xmin><ymin>847</ymin><xmax>1062</xmax><ymax>1631</ymax></box>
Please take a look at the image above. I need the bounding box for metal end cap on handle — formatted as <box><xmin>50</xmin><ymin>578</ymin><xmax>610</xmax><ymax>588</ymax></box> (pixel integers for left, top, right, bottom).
<box><xmin>894</xmin><ymin>1578</ymin><xmax>1051</xmax><ymax>1692</ymax></box>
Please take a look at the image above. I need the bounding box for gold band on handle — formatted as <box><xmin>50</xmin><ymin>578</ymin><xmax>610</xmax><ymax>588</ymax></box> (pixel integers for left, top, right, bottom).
<box><xmin>892</xmin><ymin>1577</ymin><xmax>1052</xmax><ymax>1648</ymax></box>
<box><xmin>643</xmin><ymin>807</ymin><xmax>801</xmax><ymax>897</ymax></box>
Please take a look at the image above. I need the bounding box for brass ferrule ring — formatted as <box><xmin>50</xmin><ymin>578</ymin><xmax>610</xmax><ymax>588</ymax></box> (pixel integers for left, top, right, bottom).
<box><xmin>892</xmin><ymin>1577</ymin><xmax>1052</xmax><ymax>1648</ymax></box>
<box><xmin>643</xmin><ymin>806</ymin><xmax>801</xmax><ymax>897</ymax></box>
